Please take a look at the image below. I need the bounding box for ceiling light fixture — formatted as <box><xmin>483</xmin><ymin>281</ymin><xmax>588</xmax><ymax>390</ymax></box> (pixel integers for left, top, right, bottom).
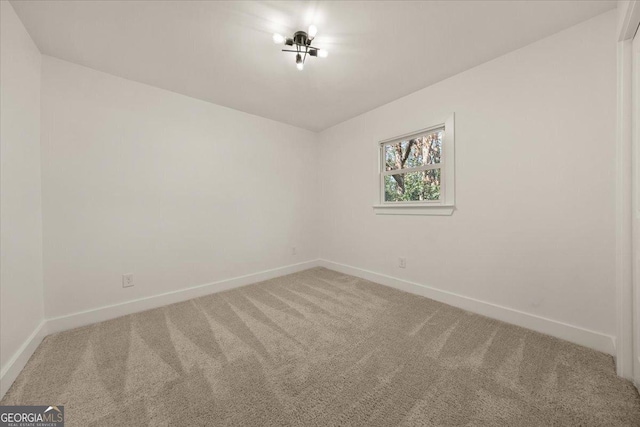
<box><xmin>273</xmin><ymin>25</ymin><xmax>328</xmax><ymax>70</ymax></box>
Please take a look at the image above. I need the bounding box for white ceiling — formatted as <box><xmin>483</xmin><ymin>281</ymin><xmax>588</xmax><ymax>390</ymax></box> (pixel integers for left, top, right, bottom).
<box><xmin>12</xmin><ymin>1</ymin><xmax>615</xmax><ymax>131</ymax></box>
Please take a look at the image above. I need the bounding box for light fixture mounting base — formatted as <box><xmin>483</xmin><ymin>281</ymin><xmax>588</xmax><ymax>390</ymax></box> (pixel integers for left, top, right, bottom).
<box><xmin>293</xmin><ymin>31</ymin><xmax>310</xmax><ymax>46</ymax></box>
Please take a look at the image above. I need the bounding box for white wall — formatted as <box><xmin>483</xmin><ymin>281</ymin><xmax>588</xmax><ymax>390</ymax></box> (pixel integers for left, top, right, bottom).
<box><xmin>2</xmin><ymin>4</ymin><xmax>620</xmax><ymax>375</ymax></box>
<box><xmin>0</xmin><ymin>1</ymin><xmax>45</xmax><ymax>385</ymax></box>
<box><xmin>40</xmin><ymin>56</ymin><xmax>319</xmax><ymax>319</ymax></box>
<box><xmin>319</xmin><ymin>11</ymin><xmax>618</xmax><ymax>342</ymax></box>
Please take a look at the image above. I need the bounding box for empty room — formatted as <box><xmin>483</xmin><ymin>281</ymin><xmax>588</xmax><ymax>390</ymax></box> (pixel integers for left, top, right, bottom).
<box><xmin>2</xmin><ymin>0</ymin><xmax>640</xmax><ymax>425</ymax></box>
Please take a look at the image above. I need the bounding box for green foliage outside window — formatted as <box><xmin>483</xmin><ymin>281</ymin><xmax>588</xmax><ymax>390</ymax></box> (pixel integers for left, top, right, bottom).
<box><xmin>384</xmin><ymin>131</ymin><xmax>442</xmax><ymax>202</ymax></box>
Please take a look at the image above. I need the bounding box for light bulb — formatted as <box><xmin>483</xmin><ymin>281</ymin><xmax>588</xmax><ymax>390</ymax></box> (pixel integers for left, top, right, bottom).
<box><xmin>296</xmin><ymin>62</ymin><xmax>304</xmax><ymax>71</ymax></box>
<box><xmin>308</xmin><ymin>25</ymin><xmax>317</xmax><ymax>38</ymax></box>
<box><xmin>318</xmin><ymin>49</ymin><xmax>328</xmax><ymax>58</ymax></box>
<box><xmin>272</xmin><ymin>33</ymin><xmax>284</xmax><ymax>44</ymax></box>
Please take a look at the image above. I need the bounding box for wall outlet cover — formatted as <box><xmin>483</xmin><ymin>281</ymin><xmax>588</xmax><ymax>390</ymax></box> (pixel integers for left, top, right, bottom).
<box><xmin>122</xmin><ymin>273</ymin><xmax>134</xmax><ymax>288</ymax></box>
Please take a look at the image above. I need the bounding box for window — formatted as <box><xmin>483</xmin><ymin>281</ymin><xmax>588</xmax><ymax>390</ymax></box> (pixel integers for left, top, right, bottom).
<box><xmin>382</xmin><ymin>129</ymin><xmax>443</xmax><ymax>202</ymax></box>
<box><xmin>374</xmin><ymin>114</ymin><xmax>455</xmax><ymax>215</ymax></box>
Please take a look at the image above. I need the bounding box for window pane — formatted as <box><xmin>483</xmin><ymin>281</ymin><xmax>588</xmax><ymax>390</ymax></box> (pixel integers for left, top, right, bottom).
<box><xmin>384</xmin><ymin>131</ymin><xmax>442</xmax><ymax>171</ymax></box>
<box><xmin>384</xmin><ymin>169</ymin><xmax>441</xmax><ymax>202</ymax></box>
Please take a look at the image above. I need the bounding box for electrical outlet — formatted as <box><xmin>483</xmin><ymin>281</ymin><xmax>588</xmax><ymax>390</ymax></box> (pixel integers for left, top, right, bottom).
<box><xmin>291</xmin><ymin>247</ymin><xmax>297</xmax><ymax>255</ymax></box>
<box><xmin>398</xmin><ymin>258</ymin><xmax>406</xmax><ymax>269</ymax></box>
<box><xmin>122</xmin><ymin>273</ymin><xmax>134</xmax><ymax>288</ymax></box>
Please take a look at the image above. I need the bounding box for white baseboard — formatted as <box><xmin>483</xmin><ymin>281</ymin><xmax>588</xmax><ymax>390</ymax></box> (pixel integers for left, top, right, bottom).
<box><xmin>1</xmin><ymin>258</ymin><xmax>617</xmax><ymax>400</ymax></box>
<box><xmin>319</xmin><ymin>259</ymin><xmax>616</xmax><ymax>356</ymax></box>
<box><xmin>47</xmin><ymin>259</ymin><xmax>321</xmax><ymax>335</ymax></box>
<box><xmin>0</xmin><ymin>260</ymin><xmax>320</xmax><ymax>400</ymax></box>
<box><xmin>1</xmin><ymin>321</ymin><xmax>48</xmax><ymax>399</ymax></box>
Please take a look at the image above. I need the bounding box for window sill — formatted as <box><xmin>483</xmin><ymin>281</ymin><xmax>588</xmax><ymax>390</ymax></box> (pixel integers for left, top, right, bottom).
<box><xmin>372</xmin><ymin>204</ymin><xmax>455</xmax><ymax>216</ymax></box>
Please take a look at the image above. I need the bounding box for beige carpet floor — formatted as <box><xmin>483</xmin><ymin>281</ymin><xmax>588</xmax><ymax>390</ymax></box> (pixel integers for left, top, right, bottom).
<box><xmin>2</xmin><ymin>267</ymin><xmax>640</xmax><ymax>426</ymax></box>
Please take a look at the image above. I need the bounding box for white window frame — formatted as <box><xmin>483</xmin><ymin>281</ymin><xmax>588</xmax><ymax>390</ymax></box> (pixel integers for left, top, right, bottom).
<box><xmin>373</xmin><ymin>114</ymin><xmax>455</xmax><ymax>216</ymax></box>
